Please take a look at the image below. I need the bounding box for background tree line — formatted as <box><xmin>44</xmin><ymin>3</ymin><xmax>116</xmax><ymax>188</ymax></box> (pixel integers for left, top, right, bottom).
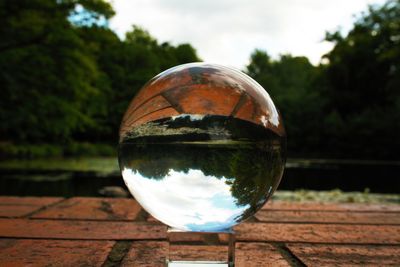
<box><xmin>0</xmin><ymin>0</ymin><xmax>399</xmax><ymax>159</ymax></box>
<box><xmin>246</xmin><ymin>0</ymin><xmax>399</xmax><ymax>159</ymax></box>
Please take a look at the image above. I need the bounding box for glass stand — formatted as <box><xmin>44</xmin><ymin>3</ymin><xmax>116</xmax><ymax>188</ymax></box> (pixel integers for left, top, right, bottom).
<box><xmin>166</xmin><ymin>228</ymin><xmax>235</xmax><ymax>267</ymax></box>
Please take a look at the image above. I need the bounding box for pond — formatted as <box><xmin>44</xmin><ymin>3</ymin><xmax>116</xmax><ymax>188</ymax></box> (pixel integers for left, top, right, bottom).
<box><xmin>0</xmin><ymin>157</ymin><xmax>399</xmax><ymax>197</ymax></box>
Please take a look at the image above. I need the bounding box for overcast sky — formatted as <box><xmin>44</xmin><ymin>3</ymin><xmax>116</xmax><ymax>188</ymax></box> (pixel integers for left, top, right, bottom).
<box><xmin>123</xmin><ymin>168</ymin><xmax>247</xmax><ymax>231</ymax></box>
<box><xmin>109</xmin><ymin>0</ymin><xmax>386</xmax><ymax>68</ymax></box>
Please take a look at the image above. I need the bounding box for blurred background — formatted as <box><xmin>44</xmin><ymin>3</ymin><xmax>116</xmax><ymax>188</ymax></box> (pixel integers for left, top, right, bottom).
<box><xmin>0</xmin><ymin>0</ymin><xmax>399</xmax><ymax>200</ymax></box>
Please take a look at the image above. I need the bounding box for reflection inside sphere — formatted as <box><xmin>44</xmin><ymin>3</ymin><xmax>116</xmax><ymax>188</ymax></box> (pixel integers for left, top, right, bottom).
<box><xmin>118</xmin><ymin>63</ymin><xmax>286</xmax><ymax>232</ymax></box>
<box><xmin>119</xmin><ymin>115</ymin><xmax>285</xmax><ymax>232</ymax></box>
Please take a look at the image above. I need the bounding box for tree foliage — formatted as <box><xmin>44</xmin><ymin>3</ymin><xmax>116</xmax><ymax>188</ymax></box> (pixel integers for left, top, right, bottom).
<box><xmin>246</xmin><ymin>51</ymin><xmax>325</xmax><ymax>156</ymax></box>
<box><xmin>245</xmin><ymin>0</ymin><xmax>400</xmax><ymax>159</ymax></box>
<box><xmin>0</xmin><ymin>0</ymin><xmax>106</xmax><ymax>142</ymax></box>
<box><xmin>322</xmin><ymin>0</ymin><xmax>400</xmax><ymax>158</ymax></box>
<box><xmin>0</xmin><ymin>0</ymin><xmax>200</xmax><ymax>144</ymax></box>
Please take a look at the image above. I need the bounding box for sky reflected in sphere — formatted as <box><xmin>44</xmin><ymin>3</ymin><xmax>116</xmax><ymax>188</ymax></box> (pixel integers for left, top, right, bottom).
<box><xmin>122</xmin><ymin>168</ymin><xmax>245</xmax><ymax>231</ymax></box>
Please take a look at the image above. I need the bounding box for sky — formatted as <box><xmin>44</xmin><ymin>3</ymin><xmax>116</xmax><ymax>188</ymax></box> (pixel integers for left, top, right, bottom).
<box><xmin>122</xmin><ymin>168</ymin><xmax>249</xmax><ymax>231</ymax></box>
<box><xmin>109</xmin><ymin>0</ymin><xmax>387</xmax><ymax>68</ymax></box>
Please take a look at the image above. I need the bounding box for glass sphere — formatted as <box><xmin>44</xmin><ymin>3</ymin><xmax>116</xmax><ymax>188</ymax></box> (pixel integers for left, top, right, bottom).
<box><xmin>118</xmin><ymin>63</ymin><xmax>286</xmax><ymax>232</ymax></box>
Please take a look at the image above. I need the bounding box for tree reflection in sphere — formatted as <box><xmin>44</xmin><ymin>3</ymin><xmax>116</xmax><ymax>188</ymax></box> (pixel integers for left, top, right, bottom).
<box><xmin>118</xmin><ymin>63</ymin><xmax>286</xmax><ymax>232</ymax></box>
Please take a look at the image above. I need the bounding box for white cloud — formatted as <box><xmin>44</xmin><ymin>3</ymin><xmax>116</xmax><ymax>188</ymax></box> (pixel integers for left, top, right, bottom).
<box><xmin>122</xmin><ymin>168</ymin><xmax>248</xmax><ymax>231</ymax></box>
<box><xmin>109</xmin><ymin>0</ymin><xmax>387</xmax><ymax>67</ymax></box>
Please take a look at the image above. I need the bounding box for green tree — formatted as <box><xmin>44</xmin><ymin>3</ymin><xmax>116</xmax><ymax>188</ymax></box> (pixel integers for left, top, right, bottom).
<box><xmin>0</xmin><ymin>0</ymin><xmax>114</xmax><ymax>142</ymax></box>
<box><xmin>0</xmin><ymin>0</ymin><xmax>200</xmax><ymax>146</ymax></box>
<box><xmin>246</xmin><ymin>51</ymin><xmax>325</xmax><ymax>156</ymax></box>
<box><xmin>323</xmin><ymin>0</ymin><xmax>400</xmax><ymax>158</ymax></box>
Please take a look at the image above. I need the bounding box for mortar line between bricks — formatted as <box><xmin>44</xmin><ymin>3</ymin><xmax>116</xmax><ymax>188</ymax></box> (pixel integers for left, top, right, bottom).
<box><xmin>102</xmin><ymin>240</ymin><xmax>132</xmax><ymax>267</ymax></box>
<box><xmin>0</xmin><ymin>237</ymin><xmax>133</xmax><ymax>242</ymax></box>
<box><xmin>24</xmin><ymin>198</ymin><xmax>68</xmax><ymax>218</ymax></box>
<box><xmin>0</xmin><ymin>203</ymin><xmax>53</xmax><ymax>207</ymax></box>
<box><xmin>25</xmin><ymin>217</ymin><xmax>164</xmax><ymax>225</ymax></box>
<box><xmin>254</xmin><ymin>221</ymin><xmax>400</xmax><ymax>226</ymax></box>
<box><xmin>2</xmin><ymin>237</ymin><xmax>399</xmax><ymax>247</ymax></box>
<box><xmin>0</xmin><ymin>236</ymin><xmax>168</xmax><ymax>242</ymax></box>
<box><xmin>134</xmin><ymin>208</ymin><xmax>150</xmax><ymax>222</ymax></box>
<box><xmin>282</xmin><ymin>241</ymin><xmax>400</xmax><ymax>247</ymax></box>
<box><xmin>22</xmin><ymin>217</ymin><xmax>400</xmax><ymax>226</ymax></box>
<box><xmin>263</xmin><ymin>209</ymin><xmax>400</xmax><ymax>214</ymax></box>
<box><xmin>281</xmin><ymin>242</ymin><xmax>400</xmax><ymax>247</ymax></box>
<box><xmin>272</xmin><ymin>242</ymin><xmax>306</xmax><ymax>267</ymax></box>
<box><xmin>14</xmin><ymin>216</ymin><xmax>400</xmax><ymax>226</ymax></box>
<box><xmin>237</xmin><ymin>240</ymin><xmax>400</xmax><ymax>246</ymax></box>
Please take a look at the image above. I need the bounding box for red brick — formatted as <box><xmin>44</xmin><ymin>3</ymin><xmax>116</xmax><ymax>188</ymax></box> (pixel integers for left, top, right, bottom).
<box><xmin>0</xmin><ymin>197</ymin><xmax>63</xmax><ymax>218</ymax></box>
<box><xmin>123</xmin><ymin>69</ymin><xmax>192</xmax><ymax>120</ymax></box>
<box><xmin>0</xmin><ymin>239</ymin><xmax>114</xmax><ymax>267</ymax></box>
<box><xmin>32</xmin><ymin>197</ymin><xmax>141</xmax><ymax>221</ymax></box>
<box><xmin>166</xmin><ymin>231</ymin><xmax>235</xmax><ymax>247</ymax></box>
<box><xmin>124</xmin><ymin>95</ymin><xmax>172</xmax><ymax>126</ymax></box>
<box><xmin>287</xmin><ymin>243</ymin><xmax>400</xmax><ymax>266</ymax></box>
<box><xmin>126</xmin><ymin>107</ymin><xmax>180</xmax><ymax>130</ymax></box>
<box><xmin>0</xmin><ymin>196</ymin><xmax>63</xmax><ymax>206</ymax></box>
<box><xmin>0</xmin><ymin>219</ymin><xmax>166</xmax><ymax>240</ymax></box>
<box><xmin>235</xmin><ymin>242</ymin><xmax>290</xmax><ymax>267</ymax></box>
<box><xmin>235</xmin><ymin>222</ymin><xmax>400</xmax><ymax>244</ymax></box>
<box><xmin>0</xmin><ymin>205</ymin><xmax>42</xmax><ymax>218</ymax></box>
<box><xmin>162</xmin><ymin>84</ymin><xmax>242</xmax><ymax>116</ymax></box>
<box><xmin>121</xmin><ymin>241</ymin><xmax>168</xmax><ymax>267</ymax></box>
<box><xmin>263</xmin><ymin>201</ymin><xmax>400</xmax><ymax>212</ymax></box>
<box><xmin>168</xmin><ymin>231</ymin><xmax>211</xmax><ymax>243</ymax></box>
<box><xmin>255</xmin><ymin>210</ymin><xmax>400</xmax><ymax>224</ymax></box>
<box><xmin>169</xmin><ymin>244</ymin><xmax>228</xmax><ymax>262</ymax></box>
<box><xmin>147</xmin><ymin>215</ymin><xmax>158</xmax><ymax>222</ymax></box>
<box><xmin>234</xmin><ymin>94</ymin><xmax>255</xmax><ymax>122</ymax></box>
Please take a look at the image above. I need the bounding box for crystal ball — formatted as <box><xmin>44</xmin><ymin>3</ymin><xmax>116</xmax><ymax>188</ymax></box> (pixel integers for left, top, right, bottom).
<box><xmin>118</xmin><ymin>63</ymin><xmax>286</xmax><ymax>232</ymax></box>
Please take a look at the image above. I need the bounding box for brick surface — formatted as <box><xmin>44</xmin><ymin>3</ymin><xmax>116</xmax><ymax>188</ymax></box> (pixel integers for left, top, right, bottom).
<box><xmin>0</xmin><ymin>239</ymin><xmax>114</xmax><ymax>267</ymax></box>
<box><xmin>0</xmin><ymin>197</ymin><xmax>63</xmax><ymax>218</ymax></box>
<box><xmin>287</xmin><ymin>243</ymin><xmax>400</xmax><ymax>266</ymax></box>
<box><xmin>234</xmin><ymin>94</ymin><xmax>256</xmax><ymax>123</ymax></box>
<box><xmin>0</xmin><ymin>196</ymin><xmax>63</xmax><ymax>206</ymax></box>
<box><xmin>255</xmin><ymin>210</ymin><xmax>400</xmax><ymax>224</ymax></box>
<box><xmin>32</xmin><ymin>197</ymin><xmax>141</xmax><ymax>221</ymax></box>
<box><xmin>235</xmin><ymin>242</ymin><xmax>290</xmax><ymax>267</ymax></box>
<box><xmin>147</xmin><ymin>215</ymin><xmax>158</xmax><ymax>222</ymax></box>
<box><xmin>162</xmin><ymin>84</ymin><xmax>242</xmax><ymax>116</ymax></box>
<box><xmin>263</xmin><ymin>201</ymin><xmax>400</xmax><ymax>212</ymax></box>
<box><xmin>121</xmin><ymin>241</ymin><xmax>168</xmax><ymax>267</ymax></box>
<box><xmin>123</xmin><ymin>69</ymin><xmax>192</xmax><ymax>121</ymax></box>
<box><xmin>169</xmin><ymin>244</ymin><xmax>228</xmax><ymax>262</ymax></box>
<box><xmin>1</xmin><ymin>197</ymin><xmax>400</xmax><ymax>266</ymax></box>
<box><xmin>129</xmin><ymin>107</ymin><xmax>180</xmax><ymax>129</ymax></box>
<box><xmin>0</xmin><ymin>218</ymin><xmax>166</xmax><ymax>240</ymax></box>
<box><xmin>125</xmin><ymin>94</ymin><xmax>172</xmax><ymax>126</ymax></box>
<box><xmin>0</xmin><ymin>205</ymin><xmax>43</xmax><ymax>217</ymax></box>
<box><xmin>235</xmin><ymin>222</ymin><xmax>400</xmax><ymax>244</ymax></box>
<box><xmin>168</xmin><ymin>231</ymin><xmax>224</xmax><ymax>243</ymax></box>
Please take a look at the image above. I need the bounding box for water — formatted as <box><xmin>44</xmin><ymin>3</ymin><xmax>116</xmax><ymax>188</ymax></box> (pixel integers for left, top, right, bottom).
<box><xmin>119</xmin><ymin>115</ymin><xmax>285</xmax><ymax>232</ymax></box>
<box><xmin>1</xmin><ymin>158</ymin><xmax>399</xmax><ymax>197</ymax></box>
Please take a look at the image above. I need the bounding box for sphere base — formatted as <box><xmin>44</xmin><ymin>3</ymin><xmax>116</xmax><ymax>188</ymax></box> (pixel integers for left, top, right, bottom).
<box><xmin>166</xmin><ymin>228</ymin><xmax>235</xmax><ymax>267</ymax></box>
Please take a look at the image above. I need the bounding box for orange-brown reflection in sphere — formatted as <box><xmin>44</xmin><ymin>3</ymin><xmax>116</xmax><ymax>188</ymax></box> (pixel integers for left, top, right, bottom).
<box><xmin>119</xmin><ymin>63</ymin><xmax>285</xmax><ymax>140</ymax></box>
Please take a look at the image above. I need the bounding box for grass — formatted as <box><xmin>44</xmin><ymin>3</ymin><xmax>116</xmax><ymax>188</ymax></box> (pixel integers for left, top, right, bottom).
<box><xmin>274</xmin><ymin>189</ymin><xmax>400</xmax><ymax>204</ymax></box>
<box><xmin>0</xmin><ymin>157</ymin><xmax>119</xmax><ymax>174</ymax></box>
